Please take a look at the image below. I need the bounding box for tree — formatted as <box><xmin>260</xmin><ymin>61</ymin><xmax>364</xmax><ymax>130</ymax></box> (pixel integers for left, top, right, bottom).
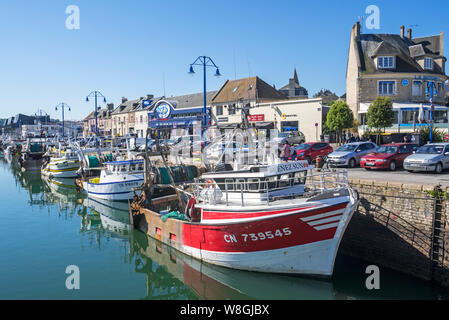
<box><xmin>366</xmin><ymin>97</ymin><xmax>394</xmax><ymax>144</ymax></box>
<box><xmin>325</xmin><ymin>101</ymin><xmax>354</xmax><ymax>143</ymax></box>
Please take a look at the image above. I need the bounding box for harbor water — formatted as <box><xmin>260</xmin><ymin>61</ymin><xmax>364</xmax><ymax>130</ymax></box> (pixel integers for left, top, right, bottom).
<box><xmin>0</xmin><ymin>158</ymin><xmax>448</xmax><ymax>300</ymax></box>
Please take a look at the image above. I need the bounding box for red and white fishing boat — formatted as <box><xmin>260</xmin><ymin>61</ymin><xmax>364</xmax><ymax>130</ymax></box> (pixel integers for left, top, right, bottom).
<box><xmin>131</xmin><ymin>158</ymin><xmax>358</xmax><ymax>278</ymax></box>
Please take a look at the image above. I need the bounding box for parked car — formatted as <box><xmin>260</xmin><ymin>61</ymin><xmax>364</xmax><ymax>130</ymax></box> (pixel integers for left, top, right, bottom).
<box><xmin>326</xmin><ymin>142</ymin><xmax>378</xmax><ymax>168</ymax></box>
<box><xmin>360</xmin><ymin>143</ymin><xmax>418</xmax><ymax>171</ymax></box>
<box><xmin>289</xmin><ymin>142</ymin><xmax>333</xmax><ymax>163</ymax></box>
<box><xmin>273</xmin><ymin>131</ymin><xmax>306</xmax><ymax>145</ymax></box>
<box><xmin>403</xmin><ymin>143</ymin><xmax>449</xmax><ymax>173</ymax></box>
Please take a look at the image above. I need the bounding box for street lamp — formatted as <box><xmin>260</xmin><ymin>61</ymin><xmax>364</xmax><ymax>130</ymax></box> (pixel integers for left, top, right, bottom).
<box><xmin>55</xmin><ymin>103</ymin><xmax>72</xmax><ymax>138</ymax></box>
<box><xmin>86</xmin><ymin>91</ymin><xmax>107</xmax><ymax>136</ymax></box>
<box><xmin>188</xmin><ymin>56</ymin><xmax>221</xmax><ymax>127</ymax></box>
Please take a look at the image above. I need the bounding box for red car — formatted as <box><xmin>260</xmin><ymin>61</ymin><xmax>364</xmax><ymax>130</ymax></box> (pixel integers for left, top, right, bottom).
<box><xmin>360</xmin><ymin>143</ymin><xmax>418</xmax><ymax>171</ymax></box>
<box><xmin>289</xmin><ymin>142</ymin><xmax>334</xmax><ymax>163</ymax></box>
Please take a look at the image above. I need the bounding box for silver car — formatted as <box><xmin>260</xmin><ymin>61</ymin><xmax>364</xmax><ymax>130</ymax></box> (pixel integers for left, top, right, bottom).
<box><xmin>326</xmin><ymin>142</ymin><xmax>378</xmax><ymax>168</ymax></box>
<box><xmin>403</xmin><ymin>143</ymin><xmax>449</xmax><ymax>174</ymax></box>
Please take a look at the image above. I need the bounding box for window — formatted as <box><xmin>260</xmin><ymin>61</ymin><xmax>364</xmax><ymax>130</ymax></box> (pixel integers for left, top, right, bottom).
<box><xmin>399</xmin><ymin>145</ymin><xmax>409</xmax><ymax>154</ymax></box>
<box><xmin>424</xmin><ymin>58</ymin><xmax>433</xmax><ymax>70</ymax></box>
<box><xmin>378</xmin><ymin>56</ymin><xmax>395</xmax><ymax>69</ymax></box>
<box><xmin>225</xmin><ymin>179</ymin><xmax>234</xmax><ymax>191</ymax></box>
<box><xmin>216</xmin><ymin>106</ymin><xmax>223</xmax><ymax>116</ymax></box>
<box><xmin>412</xmin><ymin>80</ymin><xmax>422</xmax><ymax>96</ymax></box>
<box><xmin>229</xmin><ymin>104</ymin><xmax>236</xmax><ymax>115</ymax></box>
<box><xmin>438</xmin><ymin>82</ymin><xmax>443</xmax><ymax>96</ymax></box>
<box><xmin>378</xmin><ymin>81</ymin><xmax>395</xmax><ymax>95</ymax></box>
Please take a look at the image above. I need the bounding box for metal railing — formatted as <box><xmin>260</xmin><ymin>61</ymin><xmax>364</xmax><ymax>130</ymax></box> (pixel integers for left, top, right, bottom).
<box><xmin>192</xmin><ymin>169</ymin><xmax>349</xmax><ymax>207</ymax></box>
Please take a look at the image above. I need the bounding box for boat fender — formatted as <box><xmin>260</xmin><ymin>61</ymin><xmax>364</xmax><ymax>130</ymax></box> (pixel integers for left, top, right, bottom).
<box><xmin>185</xmin><ymin>197</ymin><xmax>197</xmax><ymax>221</ymax></box>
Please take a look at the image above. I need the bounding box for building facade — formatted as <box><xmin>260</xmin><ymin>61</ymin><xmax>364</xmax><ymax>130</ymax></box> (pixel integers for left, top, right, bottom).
<box><xmin>346</xmin><ymin>22</ymin><xmax>448</xmax><ymax>133</ymax></box>
<box><xmin>211</xmin><ymin>76</ymin><xmax>326</xmax><ymax>141</ymax></box>
<box><xmin>147</xmin><ymin>92</ymin><xmax>216</xmax><ymax>138</ymax></box>
<box><xmin>211</xmin><ymin>76</ymin><xmax>288</xmax><ymax>130</ymax></box>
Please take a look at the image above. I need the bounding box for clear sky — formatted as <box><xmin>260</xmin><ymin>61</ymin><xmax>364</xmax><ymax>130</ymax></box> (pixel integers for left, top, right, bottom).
<box><xmin>0</xmin><ymin>0</ymin><xmax>448</xmax><ymax>121</ymax></box>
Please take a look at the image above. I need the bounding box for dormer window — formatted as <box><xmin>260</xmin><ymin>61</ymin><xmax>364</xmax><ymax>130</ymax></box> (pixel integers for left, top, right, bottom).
<box><xmin>424</xmin><ymin>57</ymin><xmax>433</xmax><ymax>70</ymax></box>
<box><xmin>378</xmin><ymin>56</ymin><xmax>395</xmax><ymax>69</ymax></box>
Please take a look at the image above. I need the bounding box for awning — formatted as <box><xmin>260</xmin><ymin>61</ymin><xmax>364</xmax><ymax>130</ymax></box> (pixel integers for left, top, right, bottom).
<box><xmin>360</xmin><ymin>102</ymin><xmax>449</xmax><ymax>113</ymax></box>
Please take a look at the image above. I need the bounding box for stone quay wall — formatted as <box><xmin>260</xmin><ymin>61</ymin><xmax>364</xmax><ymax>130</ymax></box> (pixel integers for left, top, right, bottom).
<box><xmin>340</xmin><ymin>179</ymin><xmax>449</xmax><ymax>286</ymax></box>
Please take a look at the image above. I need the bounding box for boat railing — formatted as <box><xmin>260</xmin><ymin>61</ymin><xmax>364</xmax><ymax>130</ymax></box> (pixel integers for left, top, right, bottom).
<box><xmin>192</xmin><ymin>169</ymin><xmax>349</xmax><ymax>206</ymax></box>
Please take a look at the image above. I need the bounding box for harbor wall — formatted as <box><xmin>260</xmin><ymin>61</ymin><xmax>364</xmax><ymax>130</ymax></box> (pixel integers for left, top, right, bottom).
<box><xmin>340</xmin><ymin>179</ymin><xmax>449</xmax><ymax>286</ymax></box>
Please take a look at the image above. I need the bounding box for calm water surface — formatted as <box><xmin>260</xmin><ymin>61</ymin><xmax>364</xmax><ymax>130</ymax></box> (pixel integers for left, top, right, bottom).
<box><xmin>0</xmin><ymin>158</ymin><xmax>448</xmax><ymax>300</ymax></box>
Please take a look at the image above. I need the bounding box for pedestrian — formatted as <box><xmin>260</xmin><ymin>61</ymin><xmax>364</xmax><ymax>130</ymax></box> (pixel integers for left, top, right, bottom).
<box><xmin>403</xmin><ymin>135</ymin><xmax>409</xmax><ymax>143</ymax></box>
<box><xmin>280</xmin><ymin>142</ymin><xmax>291</xmax><ymax>162</ymax></box>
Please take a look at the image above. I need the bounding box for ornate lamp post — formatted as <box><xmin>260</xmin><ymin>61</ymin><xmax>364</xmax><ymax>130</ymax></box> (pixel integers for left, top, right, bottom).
<box><xmin>188</xmin><ymin>56</ymin><xmax>221</xmax><ymax>127</ymax></box>
<box><xmin>55</xmin><ymin>103</ymin><xmax>71</xmax><ymax>138</ymax></box>
<box><xmin>86</xmin><ymin>91</ymin><xmax>107</xmax><ymax>136</ymax></box>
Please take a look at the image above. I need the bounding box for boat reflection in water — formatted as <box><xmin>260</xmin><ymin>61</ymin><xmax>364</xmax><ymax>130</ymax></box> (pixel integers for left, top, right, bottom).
<box><xmin>130</xmin><ymin>231</ymin><xmax>337</xmax><ymax>300</ymax></box>
<box><xmin>83</xmin><ymin>197</ymin><xmax>131</xmax><ymax>237</ymax></box>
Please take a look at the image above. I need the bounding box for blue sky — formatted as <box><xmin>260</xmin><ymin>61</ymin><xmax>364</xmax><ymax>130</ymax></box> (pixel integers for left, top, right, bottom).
<box><xmin>0</xmin><ymin>0</ymin><xmax>448</xmax><ymax>121</ymax></box>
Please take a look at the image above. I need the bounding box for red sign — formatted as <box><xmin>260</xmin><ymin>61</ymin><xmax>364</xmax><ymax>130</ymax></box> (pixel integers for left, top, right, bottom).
<box><xmin>248</xmin><ymin>114</ymin><xmax>265</xmax><ymax>122</ymax></box>
<box><xmin>444</xmin><ymin>134</ymin><xmax>449</xmax><ymax>141</ymax></box>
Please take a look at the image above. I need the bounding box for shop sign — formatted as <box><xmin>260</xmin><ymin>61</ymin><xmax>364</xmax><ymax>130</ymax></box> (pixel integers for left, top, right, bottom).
<box><xmin>217</xmin><ymin>117</ymin><xmax>229</xmax><ymax>122</ymax></box>
<box><xmin>248</xmin><ymin>114</ymin><xmax>265</xmax><ymax>122</ymax></box>
<box><xmin>155</xmin><ymin>103</ymin><xmax>171</xmax><ymax>119</ymax></box>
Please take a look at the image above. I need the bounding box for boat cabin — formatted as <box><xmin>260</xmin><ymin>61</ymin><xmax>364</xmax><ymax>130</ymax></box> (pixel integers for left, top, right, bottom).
<box><xmin>195</xmin><ymin>160</ymin><xmax>312</xmax><ymax>206</ymax></box>
<box><xmin>103</xmin><ymin>159</ymin><xmax>144</xmax><ymax>177</ymax></box>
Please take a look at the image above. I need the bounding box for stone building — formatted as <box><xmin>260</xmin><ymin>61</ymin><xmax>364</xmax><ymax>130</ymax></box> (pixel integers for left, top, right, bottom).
<box><xmin>346</xmin><ymin>22</ymin><xmax>448</xmax><ymax>133</ymax></box>
<box><xmin>279</xmin><ymin>68</ymin><xmax>308</xmax><ymax>99</ymax></box>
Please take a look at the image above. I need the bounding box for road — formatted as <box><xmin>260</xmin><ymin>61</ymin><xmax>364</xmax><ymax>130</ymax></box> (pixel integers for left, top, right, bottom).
<box><xmin>345</xmin><ymin>167</ymin><xmax>449</xmax><ymax>187</ymax></box>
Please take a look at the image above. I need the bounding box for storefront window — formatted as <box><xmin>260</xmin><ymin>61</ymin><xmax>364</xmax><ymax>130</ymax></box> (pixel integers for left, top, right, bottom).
<box><xmin>434</xmin><ymin>110</ymin><xmax>448</xmax><ymax>123</ymax></box>
<box><xmin>401</xmin><ymin>110</ymin><xmax>419</xmax><ymax>124</ymax></box>
<box><xmin>281</xmin><ymin>121</ymin><xmax>298</xmax><ymax>132</ymax></box>
<box><xmin>229</xmin><ymin>104</ymin><xmax>236</xmax><ymax>115</ymax></box>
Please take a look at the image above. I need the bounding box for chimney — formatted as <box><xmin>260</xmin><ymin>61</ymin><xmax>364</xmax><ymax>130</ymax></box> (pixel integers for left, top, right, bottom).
<box><xmin>146</xmin><ymin>94</ymin><xmax>154</xmax><ymax>99</ymax></box>
<box><xmin>400</xmin><ymin>25</ymin><xmax>405</xmax><ymax>38</ymax></box>
<box><xmin>107</xmin><ymin>103</ymin><xmax>114</xmax><ymax>111</ymax></box>
<box><xmin>121</xmin><ymin>97</ymin><xmax>128</xmax><ymax>104</ymax></box>
<box><xmin>407</xmin><ymin>28</ymin><xmax>412</xmax><ymax>39</ymax></box>
<box><xmin>355</xmin><ymin>21</ymin><xmax>361</xmax><ymax>38</ymax></box>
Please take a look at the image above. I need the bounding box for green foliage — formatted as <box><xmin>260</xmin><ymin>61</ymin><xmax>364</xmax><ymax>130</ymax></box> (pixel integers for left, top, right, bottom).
<box><xmin>367</xmin><ymin>97</ymin><xmax>394</xmax><ymax>132</ymax></box>
<box><xmin>325</xmin><ymin>101</ymin><xmax>354</xmax><ymax>132</ymax></box>
<box><xmin>419</xmin><ymin>126</ymin><xmax>445</xmax><ymax>143</ymax></box>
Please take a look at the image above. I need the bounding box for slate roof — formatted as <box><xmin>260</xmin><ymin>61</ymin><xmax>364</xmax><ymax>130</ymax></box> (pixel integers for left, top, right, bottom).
<box><xmin>358</xmin><ymin>33</ymin><xmax>446</xmax><ymax>75</ymax></box>
<box><xmin>111</xmin><ymin>98</ymin><xmax>141</xmax><ymax>115</ymax></box>
<box><xmin>212</xmin><ymin>77</ymin><xmax>287</xmax><ymax>104</ymax></box>
<box><xmin>162</xmin><ymin>91</ymin><xmax>217</xmax><ymax>109</ymax></box>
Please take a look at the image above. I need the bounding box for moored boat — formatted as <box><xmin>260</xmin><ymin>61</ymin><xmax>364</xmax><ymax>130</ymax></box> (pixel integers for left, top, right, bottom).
<box><xmin>42</xmin><ymin>147</ymin><xmax>80</xmax><ymax>178</ymax></box>
<box><xmin>78</xmin><ymin>159</ymin><xmax>144</xmax><ymax>201</ymax></box>
<box><xmin>131</xmin><ymin>160</ymin><xmax>359</xmax><ymax>278</ymax></box>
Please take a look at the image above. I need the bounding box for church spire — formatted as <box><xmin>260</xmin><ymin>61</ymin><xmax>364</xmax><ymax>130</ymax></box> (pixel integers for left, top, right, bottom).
<box><xmin>293</xmin><ymin>68</ymin><xmax>299</xmax><ymax>85</ymax></box>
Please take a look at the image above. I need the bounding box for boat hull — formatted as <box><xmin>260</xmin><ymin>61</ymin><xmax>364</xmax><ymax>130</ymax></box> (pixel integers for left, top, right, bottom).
<box><xmin>82</xmin><ymin>179</ymin><xmax>143</xmax><ymax>201</ymax></box>
<box><xmin>42</xmin><ymin>162</ymin><xmax>79</xmax><ymax>178</ymax></box>
<box><xmin>133</xmin><ymin>194</ymin><xmax>358</xmax><ymax>277</ymax></box>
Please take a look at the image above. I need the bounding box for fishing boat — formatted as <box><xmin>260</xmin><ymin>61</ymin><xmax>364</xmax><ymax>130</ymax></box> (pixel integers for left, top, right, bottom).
<box><xmin>132</xmin><ymin>159</ymin><xmax>358</xmax><ymax>278</ymax></box>
<box><xmin>42</xmin><ymin>147</ymin><xmax>80</xmax><ymax>178</ymax></box>
<box><xmin>19</xmin><ymin>138</ymin><xmax>47</xmax><ymax>171</ymax></box>
<box><xmin>78</xmin><ymin>159</ymin><xmax>145</xmax><ymax>201</ymax></box>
